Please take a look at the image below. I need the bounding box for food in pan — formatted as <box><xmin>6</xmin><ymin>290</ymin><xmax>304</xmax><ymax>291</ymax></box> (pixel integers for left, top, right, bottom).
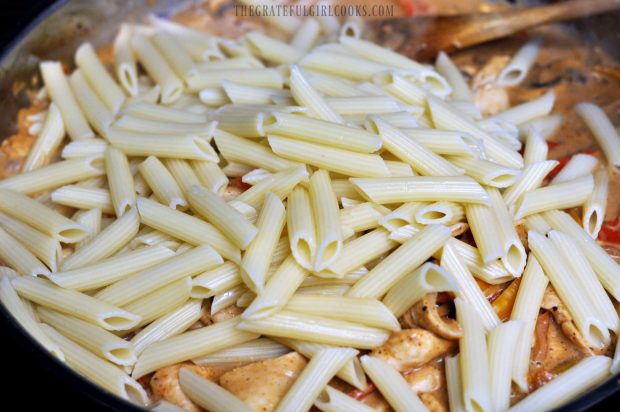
<box><xmin>0</xmin><ymin>1</ymin><xmax>619</xmax><ymax>411</ymax></box>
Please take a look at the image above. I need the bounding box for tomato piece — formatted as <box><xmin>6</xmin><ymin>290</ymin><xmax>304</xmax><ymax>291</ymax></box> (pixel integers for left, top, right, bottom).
<box><xmin>599</xmin><ymin>219</ymin><xmax>620</xmax><ymax>244</ymax></box>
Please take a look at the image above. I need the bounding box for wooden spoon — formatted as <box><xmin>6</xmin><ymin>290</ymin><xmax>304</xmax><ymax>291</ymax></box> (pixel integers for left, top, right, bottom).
<box><xmin>365</xmin><ymin>0</ymin><xmax>620</xmax><ymax>61</ymax></box>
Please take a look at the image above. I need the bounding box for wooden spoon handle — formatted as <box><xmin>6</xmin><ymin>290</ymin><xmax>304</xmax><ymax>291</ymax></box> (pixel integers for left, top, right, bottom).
<box><xmin>493</xmin><ymin>0</ymin><xmax>620</xmax><ymax>34</ymax></box>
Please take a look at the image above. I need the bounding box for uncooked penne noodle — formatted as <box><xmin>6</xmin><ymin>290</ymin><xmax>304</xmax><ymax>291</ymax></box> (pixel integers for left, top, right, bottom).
<box><xmin>575</xmin><ymin>102</ymin><xmax>620</xmax><ymax>168</ymax></box>
<box><xmin>113</xmin><ymin>24</ymin><xmax>138</xmax><ymax>96</ymax></box>
<box><xmin>240</xmin><ymin>192</ymin><xmax>285</xmax><ymax>292</ymax></box>
<box><xmin>368</xmin><ymin>115</ymin><xmax>461</xmax><ymax>176</ymax></box>
<box><xmin>522</xmin><ymin>127</ymin><xmax>548</xmax><ymax>165</ymax></box>
<box><xmin>52</xmin><ymin>245</ymin><xmax>175</xmax><ymax>291</ymax></box>
<box><xmin>487</xmin><ymin>188</ymin><xmax>527</xmax><ymax>276</ymax></box>
<box><xmin>488</xmin><ymin>320</ymin><xmax>524</xmax><ymax>411</ymax></box>
<box><xmin>40</xmin><ymin>61</ymin><xmax>94</xmax><ymax>140</ymax></box>
<box><xmin>341</xmin><ymin>202</ymin><xmax>384</xmax><ymax>235</ymax></box>
<box><xmin>51</xmin><ymin>186</ymin><xmax>113</xmax><ymax>214</ymax></box>
<box><xmin>384</xmin><ymin>160</ymin><xmax>415</xmax><ymax>177</ymax></box>
<box><xmin>309</xmin><ymin>170</ymin><xmax>343</xmax><ymax>272</ymax></box>
<box><xmin>94</xmin><ymin>244</ymin><xmax>221</xmax><ymax>307</ymax></box>
<box><xmin>242</xmin><ymin>255</ymin><xmax>307</xmax><ymax>319</ymax></box>
<box><xmin>105</xmin><ymin>146</ymin><xmax>136</xmax><ymax>216</ymax></box>
<box><xmin>497</xmin><ymin>39</ymin><xmax>541</xmax><ymax>86</ymax></box>
<box><xmin>465</xmin><ymin>200</ymin><xmax>503</xmax><ymax>264</ymax></box>
<box><xmin>0</xmin><ymin>227</ymin><xmax>50</xmax><ymax>277</ymax></box>
<box><xmin>186</xmin><ymin>68</ymin><xmax>283</xmax><ymax>91</ymax></box>
<box><xmin>130</xmin><ymin>34</ymin><xmax>183</xmax><ymax>104</ymax></box>
<box><xmin>383</xmin><ymin>262</ymin><xmax>457</xmax><ymax>317</ymax></box>
<box><xmin>61</xmin><ymin>206</ymin><xmax>139</xmax><ymax>270</ymax></box>
<box><xmin>162</xmin><ymin>159</ymin><xmax>201</xmax><ymax>197</ymax></box>
<box><xmin>188</xmin><ymin>185</ymin><xmax>258</xmax><ymax>249</ymax></box>
<box><xmin>179</xmin><ymin>368</ymin><xmax>252</xmax><ymax>412</ymax></box>
<box><xmin>268</xmin><ymin>135</ymin><xmax>390</xmax><ymax>178</ymax></box>
<box><xmin>0</xmin><ymin>189</ymin><xmax>90</xmax><ymax>243</ymax></box>
<box><xmin>75</xmin><ymin>43</ymin><xmax>125</xmax><ymax>113</ymax></box>
<box><xmin>237</xmin><ymin>310</ymin><xmax>389</xmax><ymax>349</ymax></box>
<box><xmin>347</xmin><ymin>224</ymin><xmax>450</xmax><ymax>299</ymax></box>
<box><xmin>139</xmin><ymin>156</ymin><xmax>187</xmax><ymax>210</ymax></box>
<box><xmin>0</xmin><ymin>212</ymin><xmax>62</xmax><ymax>272</ymax></box>
<box><xmin>106</xmin><ymin>128</ymin><xmax>219</xmax><ymax>161</ymax></box>
<box><xmin>528</xmin><ymin>230</ymin><xmax>609</xmax><ymax>347</ymax></box>
<box><xmin>442</xmin><ymin>239</ymin><xmax>501</xmax><ymax>331</ymax></box>
<box><xmin>371</xmin><ymin>71</ymin><xmax>425</xmax><ymax>106</ymax></box>
<box><xmin>114</xmin><ymin>115</ymin><xmax>215</xmax><ymax>139</ymax></box>
<box><xmin>502</xmin><ymin>160</ymin><xmax>558</xmax><ymax>208</ymax></box>
<box><xmin>415</xmin><ymin>201</ymin><xmax>464</xmax><ymax>226</ymax></box>
<box><xmin>350</xmin><ymin>176</ymin><xmax>489</xmax><ymax>204</ymax></box>
<box><xmin>276</xmin><ymin>348</ymin><xmax>358</xmax><ymax>412</ymax></box>
<box><xmin>38</xmin><ymin>307</ymin><xmax>137</xmax><ymax>366</ymax></box>
<box><xmin>454</xmin><ymin>297</ymin><xmax>491</xmax><ymax>412</ymax></box>
<box><xmin>266</xmin><ymin>111</ymin><xmax>380</xmax><ymax>153</ymax></box>
<box><xmin>300</xmin><ymin>50</ymin><xmax>392</xmax><ymax>81</ymax></box>
<box><xmin>426</xmin><ymin>93</ymin><xmax>523</xmax><ymax>168</ymax></box>
<box><xmin>191</xmin><ymin>160</ymin><xmax>228</xmax><ymax>194</ymax></box>
<box><xmin>288</xmin><ymin>65</ymin><xmax>342</xmax><ymax>123</ymax></box>
<box><xmin>13</xmin><ymin>276</ymin><xmax>140</xmax><ymax>331</ymax></box>
<box><xmin>41</xmin><ymin>325</ymin><xmax>148</xmax><ymax>405</ymax></box>
<box><xmin>285</xmin><ymin>294</ymin><xmax>400</xmax><ymax>331</ymax></box>
<box><xmin>549</xmin><ymin>230</ymin><xmax>619</xmax><ymax>332</ymax></box>
<box><xmin>583</xmin><ymin>168</ymin><xmax>609</xmax><ymax>238</ymax></box>
<box><xmin>214</xmin><ymin>129</ymin><xmax>298</xmax><ymax>172</ymax></box>
<box><xmin>68</xmin><ymin>69</ymin><xmax>115</xmax><ymax>136</ymax></box>
<box><xmin>0</xmin><ymin>156</ymin><xmax>104</xmax><ymax>195</ymax></box>
<box><xmin>137</xmin><ymin>196</ymin><xmax>240</xmax><ymax>263</ymax></box>
<box><xmin>61</xmin><ymin>139</ymin><xmax>107</xmax><ymax>159</ymax></box>
<box><xmin>23</xmin><ymin>103</ymin><xmax>65</xmax><ymax>171</ymax></box>
<box><xmin>132</xmin><ymin>317</ymin><xmax>259</xmax><ymax>379</ymax></box>
<box><xmin>491</xmin><ymin>90</ymin><xmax>554</xmax><ymax>125</ymax></box>
<box><xmin>514</xmin><ymin>174</ymin><xmax>594</xmax><ymax>219</ymax></box>
<box><xmin>448</xmin><ymin>156</ymin><xmax>520</xmax><ymax>188</ymax></box>
<box><xmin>304</xmin><ymin>71</ymin><xmax>364</xmax><ymax>97</ymax></box>
<box><xmin>509</xmin><ymin>356</ymin><xmax>611</xmax><ymax>412</ymax></box>
<box><xmin>435</xmin><ymin>51</ymin><xmax>472</xmax><ymax>100</ymax></box>
<box><xmin>190</xmin><ymin>262</ymin><xmax>240</xmax><ymax>299</ymax></box>
<box><xmin>551</xmin><ymin>153</ymin><xmax>598</xmax><ymax>184</ymax></box>
<box><xmin>360</xmin><ymin>355</ymin><xmax>428</xmax><ymax>412</ymax></box>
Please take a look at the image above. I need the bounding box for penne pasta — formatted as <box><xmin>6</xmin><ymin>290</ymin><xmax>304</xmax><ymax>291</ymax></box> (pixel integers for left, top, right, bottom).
<box><xmin>13</xmin><ymin>276</ymin><xmax>140</xmax><ymax>331</ymax></box>
<box><xmin>22</xmin><ymin>103</ymin><xmax>65</xmax><ymax>172</ymax></box>
<box><xmin>139</xmin><ymin>156</ymin><xmax>187</xmax><ymax>210</ymax></box>
<box><xmin>497</xmin><ymin>39</ymin><xmax>541</xmax><ymax>87</ymax></box>
<box><xmin>328</xmin><ymin>228</ymin><xmax>398</xmax><ymax>277</ymax></box>
<box><xmin>583</xmin><ymin>168</ymin><xmax>609</xmax><ymax>238</ymax></box>
<box><xmin>0</xmin><ymin>189</ymin><xmax>89</xmax><ymax>243</ymax></box>
<box><xmin>487</xmin><ymin>188</ymin><xmax>527</xmax><ymax>276</ymax></box>
<box><xmin>75</xmin><ymin>43</ymin><xmax>125</xmax><ymax>114</ymax></box>
<box><xmin>268</xmin><ymin>135</ymin><xmax>390</xmax><ymax>178</ymax></box>
<box><xmin>287</xmin><ymin>186</ymin><xmax>316</xmax><ymax>270</ymax></box>
<box><xmin>314</xmin><ymin>386</ymin><xmax>375</xmax><ymax>412</ymax></box>
<box><xmin>576</xmin><ymin>102</ymin><xmax>620</xmax><ymax>168</ymax></box>
<box><xmin>94</xmin><ymin>244</ymin><xmax>222</xmax><ymax>307</ymax></box>
<box><xmin>350</xmin><ymin>176</ymin><xmax>489</xmax><ymax>204</ymax></box>
<box><xmin>288</xmin><ymin>65</ymin><xmax>342</xmax><ymax>123</ymax></box>
<box><xmin>347</xmin><ymin>224</ymin><xmax>451</xmax><ymax>299</ymax></box>
<box><xmin>435</xmin><ymin>51</ymin><xmax>472</xmax><ymax>100</ymax></box>
<box><xmin>136</xmin><ymin>196</ymin><xmax>240</xmax><ymax>263</ymax></box>
<box><xmin>0</xmin><ymin>156</ymin><xmax>104</xmax><ymax>195</ymax></box>
<box><xmin>491</xmin><ymin>90</ymin><xmax>554</xmax><ymax>125</ymax></box>
<box><xmin>61</xmin><ymin>206</ymin><xmax>139</xmax><ymax>270</ymax></box>
<box><xmin>105</xmin><ymin>146</ymin><xmax>136</xmax><ymax>216</ymax></box>
<box><xmin>132</xmin><ymin>317</ymin><xmax>259</xmax><ymax>379</ymax></box>
<box><xmin>179</xmin><ymin>368</ymin><xmax>253</xmax><ymax>412</ymax></box>
<box><xmin>309</xmin><ymin>170</ymin><xmax>343</xmax><ymax>272</ymax></box>
<box><xmin>40</xmin><ymin>61</ymin><xmax>94</xmax><ymax>140</ymax></box>
<box><xmin>488</xmin><ymin>321</ymin><xmax>524</xmax><ymax>411</ymax></box>
<box><xmin>123</xmin><ymin>277</ymin><xmax>192</xmax><ymax>328</ymax></box>
<box><xmin>113</xmin><ymin>24</ymin><xmax>138</xmax><ymax>96</ymax></box>
<box><xmin>502</xmin><ymin>160</ymin><xmax>558</xmax><ymax>208</ymax></box>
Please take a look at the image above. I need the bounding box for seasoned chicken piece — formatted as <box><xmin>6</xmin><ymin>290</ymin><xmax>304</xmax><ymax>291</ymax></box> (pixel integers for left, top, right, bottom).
<box><xmin>370</xmin><ymin>329</ymin><xmax>456</xmax><ymax>372</ymax></box>
<box><xmin>404</xmin><ymin>364</ymin><xmax>442</xmax><ymax>393</ymax></box>
<box><xmin>219</xmin><ymin>352</ymin><xmax>307</xmax><ymax>412</ymax></box>
<box><xmin>420</xmin><ymin>392</ymin><xmax>449</xmax><ymax>412</ymax></box>
<box><xmin>399</xmin><ymin>294</ymin><xmax>462</xmax><ymax>340</ymax></box>
<box><xmin>541</xmin><ymin>286</ymin><xmax>612</xmax><ymax>355</ymax></box>
<box><xmin>471</xmin><ymin>55</ymin><xmax>511</xmax><ymax>116</ymax></box>
<box><xmin>212</xmin><ymin>304</ymin><xmax>244</xmax><ymax>323</ymax></box>
<box><xmin>151</xmin><ymin>363</ymin><xmax>219</xmax><ymax>412</ymax></box>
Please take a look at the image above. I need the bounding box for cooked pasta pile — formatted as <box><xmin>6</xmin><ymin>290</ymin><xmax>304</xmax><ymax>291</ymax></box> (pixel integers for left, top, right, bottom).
<box><xmin>0</xmin><ymin>7</ymin><xmax>619</xmax><ymax>412</ymax></box>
